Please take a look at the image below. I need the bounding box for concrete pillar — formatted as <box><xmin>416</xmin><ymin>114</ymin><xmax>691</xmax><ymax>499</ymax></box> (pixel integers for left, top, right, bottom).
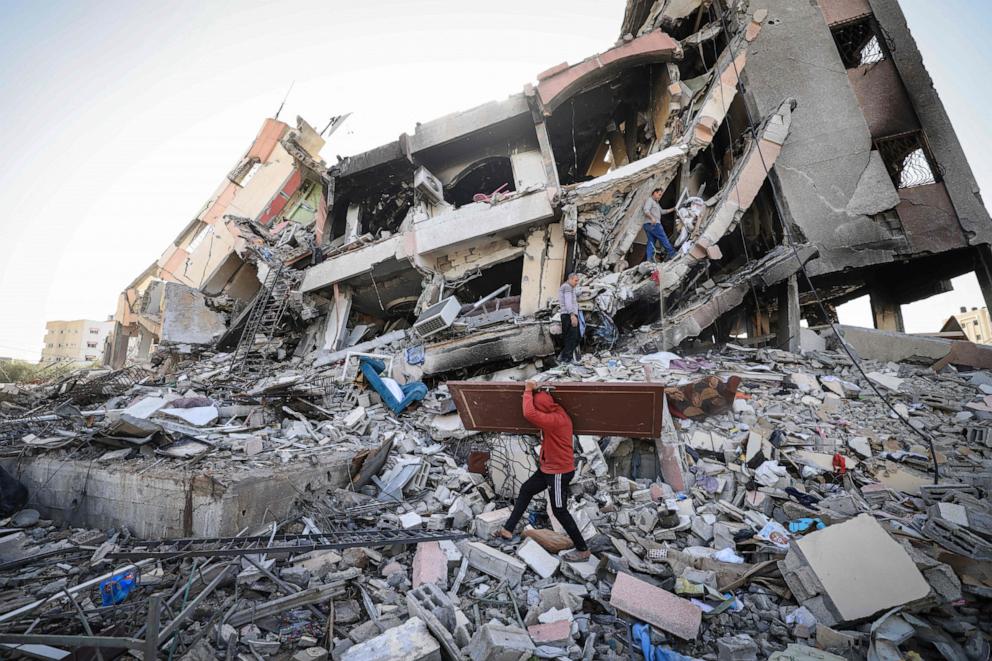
<box><xmin>649</xmin><ymin>64</ymin><xmax>672</xmax><ymax>142</ymax></box>
<box><xmin>746</xmin><ymin>306</ymin><xmax>771</xmax><ymax>340</ymax></box>
<box><xmin>136</xmin><ymin>328</ymin><xmax>154</xmax><ymax>362</ymax></box>
<box><xmin>322</xmin><ymin>285</ymin><xmax>352</xmax><ymax>351</ymax></box>
<box><xmin>776</xmin><ymin>274</ymin><xmax>801</xmax><ymax>352</ymax></box>
<box><xmin>533</xmin><ymin>120</ymin><xmax>561</xmax><ymax>194</ymax></box>
<box><xmin>974</xmin><ymin>244</ymin><xmax>992</xmax><ymax>312</ymax></box>
<box><xmin>107</xmin><ymin>326</ymin><xmax>131</xmax><ymax>369</ymax></box>
<box><xmin>869</xmin><ymin>287</ymin><xmax>905</xmax><ymax>332</ymax></box>
<box><xmin>345</xmin><ymin>204</ymin><xmax>361</xmax><ymax>244</ymax></box>
<box><xmin>520</xmin><ymin>224</ymin><xmax>567</xmax><ymax>316</ymax></box>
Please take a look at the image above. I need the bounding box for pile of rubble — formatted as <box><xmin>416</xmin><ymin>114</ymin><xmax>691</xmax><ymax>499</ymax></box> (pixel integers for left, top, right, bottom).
<box><xmin>1</xmin><ymin>334</ymin><xmax>991</xmax><ymax>659</ymax></box>
<box><xmin>3</xmin><ymin>0</ymin><xmax>992</xmax><ymax>658</ymax></box>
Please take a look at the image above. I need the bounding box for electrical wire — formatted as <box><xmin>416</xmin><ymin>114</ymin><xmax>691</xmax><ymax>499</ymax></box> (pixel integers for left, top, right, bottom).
<box><xmin>706</xmin><ymin>17</ymin><xmax>766</xmax><ymax>337</ymax></box>
<box><xmin>712</xmin><ymin>4</ymin><xmax>939</xmax><ymax>482</ymax></box>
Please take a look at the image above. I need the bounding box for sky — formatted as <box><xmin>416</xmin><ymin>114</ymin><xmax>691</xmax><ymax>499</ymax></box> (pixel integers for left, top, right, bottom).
<box><xmin>0</xmin><ymin>0</ymin><xmax>989</xmax><ymax>361</ymax></box>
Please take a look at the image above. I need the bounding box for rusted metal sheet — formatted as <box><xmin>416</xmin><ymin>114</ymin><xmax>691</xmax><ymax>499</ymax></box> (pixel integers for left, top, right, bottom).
<box><xmin>446</xmin><ymin>381</ymin><xmax>667</xmax><ymax>438</ymax></box>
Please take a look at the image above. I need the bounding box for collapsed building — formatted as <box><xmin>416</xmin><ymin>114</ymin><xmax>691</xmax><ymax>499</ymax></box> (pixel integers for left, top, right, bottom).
<box><xmin>1</xmin><ymin>1</ymin><xmax>991</xmax><ymax>659</ymax></box>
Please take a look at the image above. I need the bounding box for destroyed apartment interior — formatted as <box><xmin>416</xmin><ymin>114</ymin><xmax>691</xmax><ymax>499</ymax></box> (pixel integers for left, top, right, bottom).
<box><xmin>4</xmin><ymin>0</ymin><xmax>992</xmax><ymax>659</ymax></box>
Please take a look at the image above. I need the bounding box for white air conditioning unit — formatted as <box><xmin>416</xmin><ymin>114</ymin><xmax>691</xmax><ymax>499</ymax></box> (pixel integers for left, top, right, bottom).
<box><xmin>414</xmin><ymin>297</ymin><xmax>461</xmax><ymax>338</ymax></box>
<box><xmin>414</xmin><ymin>166</ymin><xmax>445</xmax><ymax>205</ymax></box>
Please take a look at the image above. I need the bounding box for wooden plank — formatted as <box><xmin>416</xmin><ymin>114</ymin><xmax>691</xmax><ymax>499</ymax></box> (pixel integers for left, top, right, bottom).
<box><xmin>446</xmin><ymin>381</ymin><xmax>667</xmax><ymax>438</ymax></box>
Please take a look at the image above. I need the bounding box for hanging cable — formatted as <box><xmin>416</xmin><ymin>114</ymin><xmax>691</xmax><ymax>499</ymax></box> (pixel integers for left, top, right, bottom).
<box><xmin>712</xmin><ymin>4</ymin><xmax>939</xmax><ymax>482</ymax></box>
<box><xmin>706</xmin><ymin>16</ymin><xmax>765</xmax><ymax>339</ymax></box>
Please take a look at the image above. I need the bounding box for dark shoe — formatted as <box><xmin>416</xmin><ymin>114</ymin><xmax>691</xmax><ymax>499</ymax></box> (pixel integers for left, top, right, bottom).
<box><xmin>563</xmin><ymin>549</ymin><xmax>591</xmax><ymax>562</ymax></box>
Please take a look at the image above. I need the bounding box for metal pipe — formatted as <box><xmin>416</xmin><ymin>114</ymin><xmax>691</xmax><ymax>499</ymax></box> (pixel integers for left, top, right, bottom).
<box><xmin>471</xmin><ymin>284</ymin><xmax>511</xmax><ymax>310</ymax></box>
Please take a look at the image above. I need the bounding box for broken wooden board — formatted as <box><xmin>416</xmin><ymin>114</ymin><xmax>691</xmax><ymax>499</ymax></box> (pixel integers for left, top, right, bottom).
<box><xmin>447</xmin><ymin>381</ymin><xmax>667</xmax><ymax>438</ymax></box>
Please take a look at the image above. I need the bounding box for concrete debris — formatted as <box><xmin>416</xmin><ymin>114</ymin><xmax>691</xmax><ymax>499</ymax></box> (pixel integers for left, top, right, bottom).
<box><xmin>341</xmin><ymin>616</ymin><xmax>441</xmax><ymax>661</ymax></box>
<box><xmin>2</xmin><ymin>2</ymin><xmax>992</xmax><ymax>659</ymax></box>
<box><xmin>780</xmin><ymin>514</ymin><xmax>931</xmax><ymax>626</ymax></box>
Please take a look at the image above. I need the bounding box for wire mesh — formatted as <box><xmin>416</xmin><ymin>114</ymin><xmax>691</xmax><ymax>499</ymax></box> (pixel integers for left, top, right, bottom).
<box><xmin>831</xmin><ymin>16</ymin><xmax>886</xmax><ymax>68</ymax></box>
<box><xmin>876</xmin><ymin>132</ymin><xmax>941</xmax><ymax>189</ymax></box>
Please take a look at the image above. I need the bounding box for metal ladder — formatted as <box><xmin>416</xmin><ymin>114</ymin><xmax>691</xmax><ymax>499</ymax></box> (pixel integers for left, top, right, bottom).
<box><xmin>229</xmin><ymin>262</ymin><xmax>295</xmax><ymax>375</ymax></box>
<box><xmin>107</xmin><ymin>529</ymin><xmax>470</xmax><ymax>560</ymax></box>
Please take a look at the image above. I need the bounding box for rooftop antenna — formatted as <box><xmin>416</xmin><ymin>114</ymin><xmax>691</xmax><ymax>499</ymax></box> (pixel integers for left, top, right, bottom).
<box><xmin>321</xmin><ymin>113</ymin><xmax>353</xmax><ymax>138</ymax></box>
<box><xmin>274</xmin><ymin>81</ymin><xmax>295</xmax><ymax>120</ymax></box>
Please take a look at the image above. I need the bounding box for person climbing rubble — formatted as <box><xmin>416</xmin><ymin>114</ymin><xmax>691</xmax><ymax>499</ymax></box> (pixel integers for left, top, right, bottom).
<box><xmin>642</xmin><ymin>187</ymin><xmax>677</xmax><ymax>262</ymax></box>
<box><xmin>494</xmin><ymin>379</ymin><xmax>590</xmax><ymax>561</ymax></box>
<box><xmin>556</xmin><ymin>272</ymin><xmax>581</xmax><ymax>364</ymax></box>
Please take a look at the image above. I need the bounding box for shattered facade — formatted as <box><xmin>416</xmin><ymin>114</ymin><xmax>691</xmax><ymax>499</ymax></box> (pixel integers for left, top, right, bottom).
<box><xmin>1</xmin><ymin>1</ymin><xmax>992</xmax><ymax>659</ymax></box>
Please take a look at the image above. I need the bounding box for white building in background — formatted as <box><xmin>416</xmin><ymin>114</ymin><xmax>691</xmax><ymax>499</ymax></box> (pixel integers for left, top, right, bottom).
<box><xmin>41</xmin><ymin>319</ymin><xmax>115</xmax><ymax>365</ymax></box>
<box><xmin>940</xmin><ymin>307</ymin><xmax>992</xmax><ymax>344</ymax></box>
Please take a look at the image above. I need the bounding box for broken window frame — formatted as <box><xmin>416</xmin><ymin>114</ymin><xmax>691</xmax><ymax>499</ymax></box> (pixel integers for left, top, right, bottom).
<box><xmin>875</xmin><ymin>130</ymin><xmax>942</xmax><ymax>189</ymax></box>
<box><xmin>227</xmin><ymin>156</ymin><xmax>262</xmax><ymax>187</ymax></box>
<box><xmin>829</xmin><ymin>14</ymin><xmax>890</xmax><ymax>69</ymax></box>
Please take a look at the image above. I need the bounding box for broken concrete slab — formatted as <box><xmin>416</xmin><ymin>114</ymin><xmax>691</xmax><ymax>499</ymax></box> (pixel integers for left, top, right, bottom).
<box><xmin>833</xmin><ymin>325</ymin><xmax>955</xmax><ymax>364</ymax></box>
<box><xmin>157</xmin><ymin>405</ymin><xmax>218</xmax><ymax>426</ymax></box>
<box><xmin>156</xmin><ymin>281</ymin><xmax>227</xmax><ymax>346</ymax></box>
<box><xmin>412</xmin><ymin>541</ymin><xmax>448</xmax><ymax>589</ymax></box>
<box><xmin>779</xmin><ymin>514</ymin><xmax>930</xmax><ymax>626</ymax></box>
<box><xmin>340</xmin><ymin>616</ymin><xmax>441</xmax><ymax>661</ymax></box>
<box><xmin>515</xmin><ymin>537</ymin><xmax>560</xmax><ymax>579</ymax></box>
<box><xmin>609</xmin><ymin>571</ymin><xmax>702</xmax><ymax>640</ymax></box>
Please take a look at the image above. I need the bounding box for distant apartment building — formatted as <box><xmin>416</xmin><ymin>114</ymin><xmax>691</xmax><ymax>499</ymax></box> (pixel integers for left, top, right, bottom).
<box><xmin>41</xmin><ymin>319</ymin><xmax>115</xmax><ymax>365</ymax></box>
<box><xmin>941</xmin><ymin>307</ymin><xmax>992</xmax><ymax>344</ymax></box>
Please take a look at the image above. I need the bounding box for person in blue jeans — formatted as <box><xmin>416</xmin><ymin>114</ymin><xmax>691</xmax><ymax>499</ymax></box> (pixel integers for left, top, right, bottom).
<box><xmin>642</xmin><ymin>187</ymin><xmax>677</xmax><ymax>262</ymax></box>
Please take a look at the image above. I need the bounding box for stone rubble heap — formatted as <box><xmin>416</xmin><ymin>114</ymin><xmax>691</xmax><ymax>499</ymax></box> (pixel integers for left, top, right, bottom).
<box><xmin>1</xmin><ymin>338</ymin><xmax>990</xmax><ymax>660</ymax></box>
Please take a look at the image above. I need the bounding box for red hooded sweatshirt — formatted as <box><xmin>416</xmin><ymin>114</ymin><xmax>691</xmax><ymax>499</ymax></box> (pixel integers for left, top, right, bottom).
<box><xmin>523</xmin><ymin>391</ymin><xmax>575</xmax><ymax>474</ymax></box>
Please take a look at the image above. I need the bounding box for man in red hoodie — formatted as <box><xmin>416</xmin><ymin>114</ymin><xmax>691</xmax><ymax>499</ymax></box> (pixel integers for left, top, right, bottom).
<box><xmin>495</xmin><ymin>380</ymin><xmax>590</xmax><ymax>561</ymax></box>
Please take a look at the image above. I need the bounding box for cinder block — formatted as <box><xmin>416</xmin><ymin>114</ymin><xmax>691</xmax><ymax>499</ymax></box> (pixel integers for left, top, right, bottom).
<box><xmin>460</xmin><ymin>541</ymin><xmax>526</xmax><ymax>586</ymax></box>
<box><xmin>467</xmin><ymin>623</ymin><xmax>535</xmax><ymax>661</ymax></box>
<box><xmin>438</xmin><ymin>539</ymin><xmax>463</xmax><ymax>566</ymax></box>
<box><xmin>474</xmin><ymin>508</ymin><xmax>511</xmax><ymax>538</ymax></box>
<box><xmin>407</xmin><ymin>582</ymin><xmax>462</xmax><ymax>661</ymax></box>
